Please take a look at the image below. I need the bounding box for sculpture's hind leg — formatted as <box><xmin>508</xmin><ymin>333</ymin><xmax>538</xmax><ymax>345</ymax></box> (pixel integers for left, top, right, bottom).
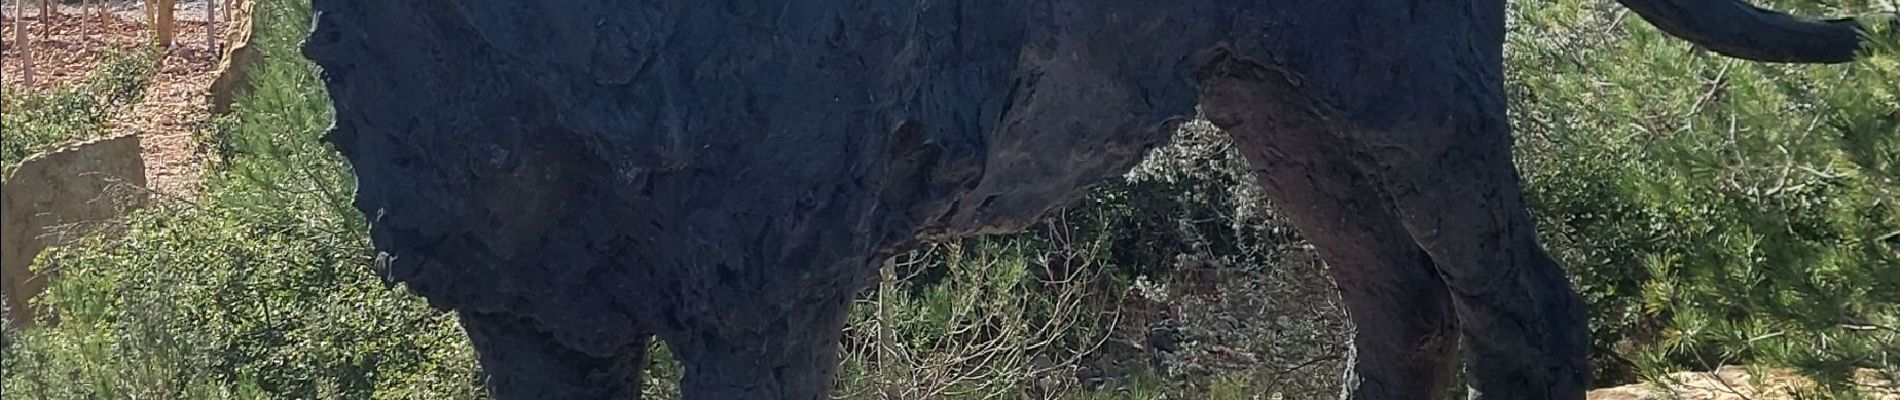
<box><xmin>1360</xmin><ymin>106</ymin><xmax>1591</xmax><ymax>399</ymax></box>
<box><xmin>460</xmin><ymin>311</ymin><xmax>652</xmax><ymax>400</ymax></box>
<box><xmin>1202</xmin><ymin>75</ymin><xmax>1460</xmax><ymax>400</ymax></box>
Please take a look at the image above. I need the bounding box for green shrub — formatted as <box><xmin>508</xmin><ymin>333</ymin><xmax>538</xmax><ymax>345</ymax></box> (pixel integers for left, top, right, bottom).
<box><xmin>834</xmin><ymin>238</ymin><xmax>1120</xmax><ymax>399</ymax></box>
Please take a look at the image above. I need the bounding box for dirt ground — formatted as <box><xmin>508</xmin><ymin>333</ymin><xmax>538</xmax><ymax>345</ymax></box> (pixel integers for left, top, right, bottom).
<box><xmin>3</xmin><ymin>1</ymin><xmax>221</xmax><ymax>196</ymax></box>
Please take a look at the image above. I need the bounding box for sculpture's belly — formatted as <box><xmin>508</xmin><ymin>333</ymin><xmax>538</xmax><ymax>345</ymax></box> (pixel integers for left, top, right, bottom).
<box><xmin>307</xmin><ymin>0</ymin><xmax>1239</xmax><ymax>344</ymax></box>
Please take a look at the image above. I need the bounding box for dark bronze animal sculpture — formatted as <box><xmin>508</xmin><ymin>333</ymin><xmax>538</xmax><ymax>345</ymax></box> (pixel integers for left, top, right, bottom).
<box><xmin>303</xmin><ymin>0</ymin><xmax>1883</xmax><ymax>398</ymax></box>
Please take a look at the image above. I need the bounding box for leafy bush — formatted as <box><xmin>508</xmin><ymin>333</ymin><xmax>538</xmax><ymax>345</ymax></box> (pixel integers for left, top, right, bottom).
<box><xmin>821</xmin><ymin>119</ymin><xmax>1346</xmax><ymax>399</ymax></box>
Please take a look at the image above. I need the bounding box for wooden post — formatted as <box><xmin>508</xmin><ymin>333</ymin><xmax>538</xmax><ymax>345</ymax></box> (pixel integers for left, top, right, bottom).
<box><xmin>205</xmin><ymin>0</ymin><xmax>215</xmax><ymax>53</ymax></box>
<box><xmin>14</xmin><ymin>0</ymin><xmax>32</xmax><ymax>89</ymax></box>
<box><xmin>153</xmin><ymin>0</ymin><xmax>174</xmax><ymax>48</ymax></box>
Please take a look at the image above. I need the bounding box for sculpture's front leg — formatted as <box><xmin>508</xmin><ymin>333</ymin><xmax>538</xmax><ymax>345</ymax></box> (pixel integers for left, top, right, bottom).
<box><xmin>462</xmin><ymin>312</ymin><xmax>653</xmax><ymax>400</ymax></box>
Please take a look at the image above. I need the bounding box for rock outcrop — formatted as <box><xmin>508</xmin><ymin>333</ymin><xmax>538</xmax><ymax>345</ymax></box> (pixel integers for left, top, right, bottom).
<box><xmin>2</xmin><ymin>135</ymin><xmax>148</xmax><ymax>327</ymax></box>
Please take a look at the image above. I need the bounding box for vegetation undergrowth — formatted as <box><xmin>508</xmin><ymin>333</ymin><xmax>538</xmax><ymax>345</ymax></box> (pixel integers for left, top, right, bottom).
<box><xmin>1</xmin><ymin>48</ymin><xmax>157</xmax><ymax>175</ymax></box>
<box><xmin>2</xmin><ymin>0</ymin><xmax>482</xmax><ymax>398</ymax></box>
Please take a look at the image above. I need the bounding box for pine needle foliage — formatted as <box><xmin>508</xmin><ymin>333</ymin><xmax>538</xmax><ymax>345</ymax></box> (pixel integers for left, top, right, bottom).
<box><xmin>1509</xmin><ymin>0</ymin><xmax>1899</xmax><ymax>393</ymax></box>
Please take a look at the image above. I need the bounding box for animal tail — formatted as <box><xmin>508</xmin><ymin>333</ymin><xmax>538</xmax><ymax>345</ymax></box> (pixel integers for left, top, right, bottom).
<box><xmin>1613</xmin><ymin>0</ymin><xmax>1894</xmax><ymax>63</ymax></box>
